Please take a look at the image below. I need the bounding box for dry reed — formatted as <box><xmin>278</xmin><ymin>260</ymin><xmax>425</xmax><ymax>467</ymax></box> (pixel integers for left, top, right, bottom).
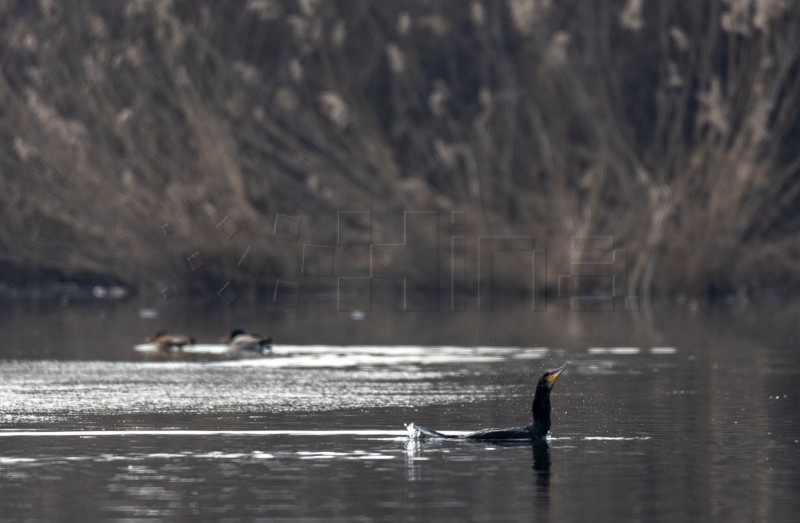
<box><xmin>0</xmin><ymin>0</ymin><xmax>797</xmax><ymax>302</ymax></box>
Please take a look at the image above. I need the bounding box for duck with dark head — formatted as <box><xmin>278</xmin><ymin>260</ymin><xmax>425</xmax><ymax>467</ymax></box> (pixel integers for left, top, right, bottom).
<box><xmin>222</xmin><ymin>328</ymin><xmax>272</xmax><ymax>354</ymax></box>
<box><xmin>409</xmin><ymin>362</ymin><xmax>568</xmax><ymax>441</ymax></box>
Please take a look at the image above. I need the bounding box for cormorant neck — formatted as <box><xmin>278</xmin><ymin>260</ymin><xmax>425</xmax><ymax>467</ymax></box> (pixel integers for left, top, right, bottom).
<box><xmin>531</xmin><ymin>385</ymin><xmax>551</xmax><ymax>437</ymax></box>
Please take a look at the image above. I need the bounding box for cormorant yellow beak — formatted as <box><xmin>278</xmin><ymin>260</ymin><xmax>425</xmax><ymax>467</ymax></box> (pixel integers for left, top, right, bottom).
<box><xmin>545</xmin><ymin>362</ymin><xmax>568</xmax><ymax>388</ymax></box>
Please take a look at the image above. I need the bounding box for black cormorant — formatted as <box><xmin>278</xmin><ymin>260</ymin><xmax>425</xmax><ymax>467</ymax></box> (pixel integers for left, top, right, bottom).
<box><xmin>410</xmin><ymin>362</ymin><xmax>568</xmax><ymax>441</ymax></box>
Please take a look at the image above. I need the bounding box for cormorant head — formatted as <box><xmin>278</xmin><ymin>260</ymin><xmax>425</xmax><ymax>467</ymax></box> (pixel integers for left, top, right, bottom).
<box><xmin>536</xmin><ymin>362</ymin><xmax>568</xmax><ymax>393</ymax></box>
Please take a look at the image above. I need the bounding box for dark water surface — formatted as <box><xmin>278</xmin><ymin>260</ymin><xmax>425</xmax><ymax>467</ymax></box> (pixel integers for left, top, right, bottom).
<box><xmin>0</xmin><ymin>298</ymin><xmax>799</xmax><ymax>521</ymax></box>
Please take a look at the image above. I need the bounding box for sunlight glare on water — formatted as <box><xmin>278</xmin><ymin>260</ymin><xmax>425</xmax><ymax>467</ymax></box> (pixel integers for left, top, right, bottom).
<box><xmin>1</xmin><ymin>301</ymin><xmax>799</xmax><ymax>521</ymax></box>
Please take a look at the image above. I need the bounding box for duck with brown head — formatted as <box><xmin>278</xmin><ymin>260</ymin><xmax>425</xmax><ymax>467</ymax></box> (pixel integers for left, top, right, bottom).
<box><xmin>409</xmin><ymin>362</ymin><xmax>568</xmax><ymax>441</ymax></box>
<box><xmin>146</xmin><ymin>331</ymin><xmax>195</xmax><ymax>352</ymax></box>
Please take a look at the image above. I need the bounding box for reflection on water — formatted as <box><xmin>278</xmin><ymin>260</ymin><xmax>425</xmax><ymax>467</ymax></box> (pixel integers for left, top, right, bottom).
<box><xmin>0</xmin><ymin>298</ymin><xmax>799</xmax><ymax>520</ymax></box>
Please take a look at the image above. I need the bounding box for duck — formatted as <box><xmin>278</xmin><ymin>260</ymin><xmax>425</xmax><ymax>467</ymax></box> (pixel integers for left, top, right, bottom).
<box><xmin>409</xmin><ymin>362</ymin><xmax>568</xmax><ymax>441</ymax></box>
<box><xmin>223</xmin><ymin>328</ymin><xmax>272</xmax><ymax>354</ymax></box>
<box><xmin>146</xmin><ymin>331</ymin><xmax>195</xmax><ymax>352</ymax></box>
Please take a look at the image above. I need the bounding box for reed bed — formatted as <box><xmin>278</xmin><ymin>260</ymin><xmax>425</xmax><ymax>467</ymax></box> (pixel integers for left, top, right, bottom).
<box><xmin>0</xmin><ymin>0</ymin><xmax>798</xmax><ymax>301</ymax></box>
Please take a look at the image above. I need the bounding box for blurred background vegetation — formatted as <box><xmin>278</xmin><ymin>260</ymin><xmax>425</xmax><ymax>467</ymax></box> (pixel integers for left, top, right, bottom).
<box><xmin>0</xmin><ymin>0</ymin><xmax>798</xmax><ymax>301</ymax></box>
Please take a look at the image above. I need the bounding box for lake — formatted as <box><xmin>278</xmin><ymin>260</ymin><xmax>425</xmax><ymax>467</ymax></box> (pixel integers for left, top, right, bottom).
<box><xmin>0</xmin><ymin>296</ymin><xmax>798</xmax><ymax>521</ymax></box>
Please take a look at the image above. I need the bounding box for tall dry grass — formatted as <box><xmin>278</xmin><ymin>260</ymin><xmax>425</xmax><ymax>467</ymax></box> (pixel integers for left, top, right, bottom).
<box><xmin>0</xmin><ymin>0</ymin><xmax>798</xmax><ymax>300</ymax></box>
